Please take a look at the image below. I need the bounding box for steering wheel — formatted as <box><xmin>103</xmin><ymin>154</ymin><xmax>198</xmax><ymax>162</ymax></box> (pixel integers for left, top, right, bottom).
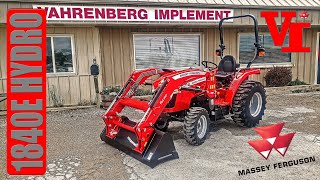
<box><xmin>201</xmin><ymin>61</ymin><xmax>218</xmax><ymax>69</ymax></box>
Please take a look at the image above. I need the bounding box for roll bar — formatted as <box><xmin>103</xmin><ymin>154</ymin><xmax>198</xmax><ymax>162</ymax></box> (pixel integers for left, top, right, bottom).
<box><xmin>217</xmin><ymin>14</ymin><xmax>265</xmax><ymax>68</ymax></box>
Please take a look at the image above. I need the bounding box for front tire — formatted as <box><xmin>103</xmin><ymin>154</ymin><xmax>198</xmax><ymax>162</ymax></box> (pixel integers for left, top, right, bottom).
<box><xmin>232</xmin><ymin>80</ymin><xmax>266</xmax><ymax>127</ymax></box>
<box><xmin>183</xmin><ymin>107</ymin><xmax>210</xmax><ymax>146</ymax></box>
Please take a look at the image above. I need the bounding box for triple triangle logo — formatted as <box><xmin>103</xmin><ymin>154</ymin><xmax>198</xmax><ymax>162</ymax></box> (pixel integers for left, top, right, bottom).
<box><xmin>248</xmin><ymin>123</ymin><xmax>295</xmax><ymax>160</ymax></box>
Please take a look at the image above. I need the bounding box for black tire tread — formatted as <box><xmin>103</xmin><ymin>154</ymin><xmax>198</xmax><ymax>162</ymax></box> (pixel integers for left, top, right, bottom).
<box><xmin>232</xmin><ymin>80</ymin><xmax>266</xmax><ymax>127</ymax></box>
<box><xmin>183</xmin><ymin>107</ymin><xmax>209</xmax><ymax>146</ymax></box>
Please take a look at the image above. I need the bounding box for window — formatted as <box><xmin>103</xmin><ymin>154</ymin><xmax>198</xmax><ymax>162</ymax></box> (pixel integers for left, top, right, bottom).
<box><xmin>134</xmin><ymin>34</ymin><xmax>201</xmax><ymax>69</ymax></box>
<box><xmin>239</xmin><ymin>34</ymin><xmax>291</xmax><ymax>65</ymax></box>
<box><xmin>46</xmin><ymin>35</ymin><xmax>75</xmax><ymax>73</ymax></box>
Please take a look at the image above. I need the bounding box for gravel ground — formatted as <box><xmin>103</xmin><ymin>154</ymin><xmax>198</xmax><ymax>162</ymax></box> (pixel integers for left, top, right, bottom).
<box><xmin>1</xmin><ymin>91</ymin><xmax>320</xmax><ymax>180</ymax></box>
<box><xmin>0</xmin><ymin>108</ymin><xmax>129</xmax><ymax>180</ymax></box>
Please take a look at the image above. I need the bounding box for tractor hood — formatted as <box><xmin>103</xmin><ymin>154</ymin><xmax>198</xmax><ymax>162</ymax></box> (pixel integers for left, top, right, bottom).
<box><xmin>153</xmin><ymin>68</ymin><xmax>206</xmax><ymax>90</ymax></box>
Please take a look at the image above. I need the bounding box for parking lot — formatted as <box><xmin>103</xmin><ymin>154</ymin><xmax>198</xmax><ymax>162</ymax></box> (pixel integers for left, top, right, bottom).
<box><xmin>1</xmin><ymin>91</ymin><xmax>320</xmax><ymax>180</ymax></box>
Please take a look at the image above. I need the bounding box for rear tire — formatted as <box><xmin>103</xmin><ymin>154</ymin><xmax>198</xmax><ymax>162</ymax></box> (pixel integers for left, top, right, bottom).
<box><xmin>183</xmin><ymin>107</ymin><xmax>210</xmax><ymax>146</ymax></box>
<box><xmin>232</xmin><ymin>80</ymin><xmax>266</xmax><ymax>127</ymax></box>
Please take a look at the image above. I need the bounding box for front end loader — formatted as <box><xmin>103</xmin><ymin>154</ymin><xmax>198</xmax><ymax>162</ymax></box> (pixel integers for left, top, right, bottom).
<box><xmin>100</xmin><ymin>14</ymin><xmax>267</xmax><ymax>168</ymax></box>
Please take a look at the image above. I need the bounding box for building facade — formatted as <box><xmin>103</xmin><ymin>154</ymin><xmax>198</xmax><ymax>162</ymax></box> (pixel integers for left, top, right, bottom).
<box><xmin>0</xmin><ymin>0</ymin><xmax>319</xmax><ymax>109</ymax></box>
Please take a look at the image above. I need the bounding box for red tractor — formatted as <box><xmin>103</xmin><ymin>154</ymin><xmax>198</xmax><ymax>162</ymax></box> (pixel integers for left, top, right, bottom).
<box><xmin>100</xmin><ymin>14</ymin><xmax>267</xmax><ymax>167</ymax></box>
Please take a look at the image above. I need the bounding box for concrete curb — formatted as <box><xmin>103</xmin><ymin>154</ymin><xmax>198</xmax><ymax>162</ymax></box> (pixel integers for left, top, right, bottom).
<box><xmin>47</xmin><ymin>105</ymin><xmax>97</xmax><ymax>112</ymax></box>
<box><xmin>0</xmin><ymin>105</ymin><xmax>98</xmax><ymax>116</ymax></box>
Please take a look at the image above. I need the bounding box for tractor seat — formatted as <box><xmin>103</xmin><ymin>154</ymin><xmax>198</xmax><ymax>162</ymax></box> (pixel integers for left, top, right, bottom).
<box><xmin>215</xmin><ymin>71</ymin><xmax>233</xmax><ymax>78</ymax></box>
<box><xmin>215</xmin><ymin>55</ymin><xmax>239</xmax><ymax>78</ymax></box>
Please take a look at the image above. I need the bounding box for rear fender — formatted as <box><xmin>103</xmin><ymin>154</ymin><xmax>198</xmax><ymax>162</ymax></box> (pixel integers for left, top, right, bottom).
<box><xmin>225</xmin><ymin>69</ymin><xmax>260</xmax><ymax>106</ymax></box>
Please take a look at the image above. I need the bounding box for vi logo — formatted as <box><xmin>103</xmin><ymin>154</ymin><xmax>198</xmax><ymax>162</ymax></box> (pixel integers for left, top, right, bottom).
<box><xmin>261</xmin><ymin>11</ymin><xmax>311</xmax><ymax>53</ymax></box>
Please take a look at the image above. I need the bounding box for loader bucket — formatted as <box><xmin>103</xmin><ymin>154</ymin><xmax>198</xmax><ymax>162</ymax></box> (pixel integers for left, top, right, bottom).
<box><xmin>100</xmin><ymin>128</ymin><xmax>179</xmax><ymax>168</ymax></box>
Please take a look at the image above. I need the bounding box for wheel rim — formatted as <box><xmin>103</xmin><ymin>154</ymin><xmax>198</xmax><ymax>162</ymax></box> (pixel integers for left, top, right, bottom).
<box><xmin>249</xmin><ymin>92</ymin><xmax>263</xmax><ymax>117</ymax></box>
<box><xmin>197</xmin><ymin>115</ymin><xmax>207</xmax><ymax>139</ymax></box>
